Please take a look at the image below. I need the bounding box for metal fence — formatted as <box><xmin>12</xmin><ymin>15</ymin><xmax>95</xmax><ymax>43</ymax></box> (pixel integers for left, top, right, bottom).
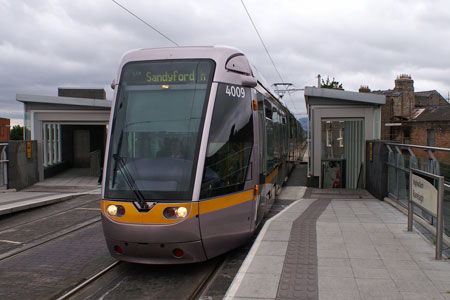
<box><xmin>385</xmin><ymin>142</ymin><xmax>450</xmax><ymax>237</ymax></box>
<box><xmin>0</xmin><ymin>143</ymin><xmax>7</xmax><ymax>190</ymax></box>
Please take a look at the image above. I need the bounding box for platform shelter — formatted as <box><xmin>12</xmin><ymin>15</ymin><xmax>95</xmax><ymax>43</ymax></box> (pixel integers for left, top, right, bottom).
<box><xmin>304</xmin><ymin>87</ymin><xmax>385</xmax><ymax>188</ymax></box>
<box><xmin>17</xmin><ymin>90</ymin><xmax>111</xmax><ymax>181</ymax></box>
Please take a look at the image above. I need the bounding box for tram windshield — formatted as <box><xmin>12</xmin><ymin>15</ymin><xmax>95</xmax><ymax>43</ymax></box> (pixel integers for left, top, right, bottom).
<box><xmin>105</xmin><ymin>60</ymin><xmax>215</xmax><ymax>201</ymax></box>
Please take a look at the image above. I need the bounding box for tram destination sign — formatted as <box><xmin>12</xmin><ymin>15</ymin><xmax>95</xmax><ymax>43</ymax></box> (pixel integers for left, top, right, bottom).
<box><xmin>411</xmin><ymin>173</ymin><xmax>438</xmax><ymax>215</ymax></box>
<box><xmin>122</xmin><ymin>60</ymin><xmax>213</xmax><ymax>86</ymax></box>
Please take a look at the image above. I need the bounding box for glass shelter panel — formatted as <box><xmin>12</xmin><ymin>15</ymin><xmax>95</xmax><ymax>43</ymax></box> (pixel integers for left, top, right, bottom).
<box><xmin>444</xmin><ymin>185</ymin><xmax>450</xmax><ymax>236</ymax></box>
<box><xmin>321</xmin><ymin>119</ymin><xmax>364</xmax><ymax>189</ymax></box>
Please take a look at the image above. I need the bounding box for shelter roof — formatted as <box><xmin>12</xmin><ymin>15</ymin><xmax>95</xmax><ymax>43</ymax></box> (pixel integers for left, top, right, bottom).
<box><xmin>304</xmin><ymin>87</ymin><xmax>385</xmax><ymax>106</ymax></box>
<box><xmin>16</xmin><ymin>94</ymin><xmax>112</xmax><ymax>109</ymax></box>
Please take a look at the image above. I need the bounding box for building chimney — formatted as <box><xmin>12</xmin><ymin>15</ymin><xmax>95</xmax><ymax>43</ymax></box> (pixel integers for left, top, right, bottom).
<box><xmin>394</xmin><ymin>74</ymin><xmax>414</xmax><ymax>92</ymax></box>
<box><xmin>359</xmin><ymin>85</ymin><xmax>371</xmax><ymax>93</ymax></box>
<box><xmin>394</xmin><ymin>74</ymin><xmax>414</xmax><ymax>118</ymax></box>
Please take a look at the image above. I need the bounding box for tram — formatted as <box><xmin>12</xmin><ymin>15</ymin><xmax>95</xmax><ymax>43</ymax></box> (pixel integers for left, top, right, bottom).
<box><xmin>101</xmin><ymin>46</ymin><xmax>303</xmax><ymax>264</ymax></box>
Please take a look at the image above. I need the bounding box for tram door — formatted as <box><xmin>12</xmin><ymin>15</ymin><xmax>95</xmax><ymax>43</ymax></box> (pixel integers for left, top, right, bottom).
<box><xmin>255</xmin><ymin>95</ymin><xmax>266</xmax><ymax>226</ymax></box>
<box><xmin>199</xmin><ymin>84</ymin><xmax>256</xmax><ymax>259</ymax></box>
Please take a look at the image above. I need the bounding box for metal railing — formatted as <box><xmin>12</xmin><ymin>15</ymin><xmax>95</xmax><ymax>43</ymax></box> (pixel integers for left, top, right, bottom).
<box><xmin>0</xmin><ymin>143</ymin><xmax>8</xmax><ymax>190</ymax></box>
<box><xmin>385</xmin><ymin>142</ymin><xmax>450</xmax><ymax>238</ymax></box>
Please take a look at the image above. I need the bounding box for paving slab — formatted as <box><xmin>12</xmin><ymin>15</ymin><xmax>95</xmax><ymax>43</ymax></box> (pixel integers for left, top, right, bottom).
<box><xmin>225</xmin><ymin>187</ymin><xmax>450</xmax><ymax>300</ymax></box>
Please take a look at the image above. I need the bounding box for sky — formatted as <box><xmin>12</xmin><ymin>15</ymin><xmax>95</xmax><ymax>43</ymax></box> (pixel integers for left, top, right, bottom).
<box><xmin>1</xmin><ymin>0</ymin><xmax>450</xmax><ymax>126</ymax></box>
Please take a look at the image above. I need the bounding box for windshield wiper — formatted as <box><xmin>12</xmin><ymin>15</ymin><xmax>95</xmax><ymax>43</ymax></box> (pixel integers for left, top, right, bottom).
<box><xmin>111</xmin><ymin>131</ymin><xmax>124</xmax><ymax>187</ymax></box>
<box><xmin>112</xmin><ymin>154</ymin><xmax>149</xmax><ymax>210</ymax></box>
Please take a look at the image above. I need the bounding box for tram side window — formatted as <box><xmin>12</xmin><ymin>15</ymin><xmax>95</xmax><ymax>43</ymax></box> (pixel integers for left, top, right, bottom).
<box><xmin>272</xmin><ymin>108</ymin><xmax>281</xmax><ymax>165</ymax></box>
<box><xmin>282</xmin><ymin>116</ymin><xmax>288</xmax><ymax>159</ymax></box>
<box><xmin>264</xmin><ymin>100</ymin><xmax>272</xmax><ymax>120</ymax></box>
<box><xmin>257</xmin><ymin>93</ymin><xmax>266</xmax><ymax>176</ymax></box>
<box><xmin>289</xmin><ymin>115</ymin><xmax>297</xmax><ymax>155</ymax></box>
<box><xmin>264</xmin><ymin>100</ymin><xmax>275</xmax><ymax>173</ymax></box>
<box><xmin>200</xmin><ymin>83</ymin><xmax>254</xmax><ymax>199</ymax></box>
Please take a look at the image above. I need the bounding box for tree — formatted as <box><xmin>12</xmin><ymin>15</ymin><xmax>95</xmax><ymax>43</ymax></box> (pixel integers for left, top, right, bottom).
<box><xmin>10</xmin><ymin>125</ymin><xmax>24</xmax><ymax>140</ymax></box>
<box><xmin>321</xmin><ymin>76</ymin><xmax>343</xmax><ymax>90</ymax></box>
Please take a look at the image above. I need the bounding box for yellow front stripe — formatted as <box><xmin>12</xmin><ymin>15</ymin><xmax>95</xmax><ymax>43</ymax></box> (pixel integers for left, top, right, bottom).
<box><xmin>199</xmin><ymin>189</ymin><xmax>254</xmax><ymax>214</ymax></box>
<box><xmin>102</xmin><ymin>189</ymin><xmax>255</xmax><ymax>224</ymax></box>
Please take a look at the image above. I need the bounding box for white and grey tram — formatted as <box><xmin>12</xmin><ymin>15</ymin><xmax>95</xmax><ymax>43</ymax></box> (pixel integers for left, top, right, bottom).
<box><xmin>101</xmin><ymin>46</ymin><xmax>303</xmax><ymax>264</ymax></box>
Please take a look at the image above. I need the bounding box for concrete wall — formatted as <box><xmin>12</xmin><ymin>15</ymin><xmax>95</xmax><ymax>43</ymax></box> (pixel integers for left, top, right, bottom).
<box><xmin>365</xmin><ymin>140</ymin><xmax>388</xmax><ymax>200</ymax></box>
<box><xmin>7</xmin><ymin>140</ymin><xmax>39</xmax><ymax>190</ymax></box>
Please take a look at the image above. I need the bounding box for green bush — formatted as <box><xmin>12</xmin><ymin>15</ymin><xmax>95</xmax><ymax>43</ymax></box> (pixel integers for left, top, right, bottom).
<box><xmin>10</xmin><ymin>125</ymin><xmax>24</xmax><ymax>140</ymax></box>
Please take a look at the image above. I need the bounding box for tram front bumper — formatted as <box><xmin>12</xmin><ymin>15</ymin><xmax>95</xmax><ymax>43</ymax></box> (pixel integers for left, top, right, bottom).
<box><xmin>105</xmin><ymin>237</ymin><xmax>207</xmax><ymax>264</ymax></box>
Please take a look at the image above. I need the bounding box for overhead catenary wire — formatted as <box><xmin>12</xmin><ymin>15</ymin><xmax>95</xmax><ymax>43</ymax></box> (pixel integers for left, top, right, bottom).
<box><xmin>240</xmin><ymin>0</ymin><xmax>298</xmax><ymax>112</ymax></box>
<box><xmin>112</xmin><ymin>0</ymin><xmax>179</xmax><ymax>46</ymax></box>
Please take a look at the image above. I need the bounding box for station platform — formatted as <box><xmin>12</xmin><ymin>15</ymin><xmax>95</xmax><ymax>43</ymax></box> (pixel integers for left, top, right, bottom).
<box><xmin>1</xmin><ymin>167</ymin><xmax>450</xmax><ymax>299</ymax></box>
<box><xmin>224</xmin><ymin>187</ymin><xmax>450</xmax><ymax>300</ymax></box>
<box><xmin>0</xmin><ymin>168</ymin><xmax>100</xmax><ymax>216</ymax></box>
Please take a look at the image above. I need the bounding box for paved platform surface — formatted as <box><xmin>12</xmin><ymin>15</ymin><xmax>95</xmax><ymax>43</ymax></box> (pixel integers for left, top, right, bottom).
<box><xmin>2</xmin><ymin>166</ymin><xmax>450</xmax><ymax>299</ymax></box>
<box><xmin>0</xmin><ymin>168</ymin><xmax>100</xmax><ymax>216</ymax></box>
<box><xmin>225</xmin><ymin>188</ymin><xmax>450</xmax><ymax>300</ymax></box>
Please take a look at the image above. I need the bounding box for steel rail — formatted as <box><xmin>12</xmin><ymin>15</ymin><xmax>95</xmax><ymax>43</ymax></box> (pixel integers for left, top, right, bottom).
<box><xmin>0</xmin><ymin>216</ymin><xmax>101</xmax><ymax>261</ymax></box>
<box><xmin>189</xmin><ymin>256</ymin><xmax>226</xmax><ymax>300</ymax></box>
<box><xmin>0</xmin><ymin>198</ymin><xmax>99</xmax><ymax>233</ymax></box>
<box><xmin>55</xmin><ymin>261</ymin><xmax>120</xmax><ymax>300</ymax></box>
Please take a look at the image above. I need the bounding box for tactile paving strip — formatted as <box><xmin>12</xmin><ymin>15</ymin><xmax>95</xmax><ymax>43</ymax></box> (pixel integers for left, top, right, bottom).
<box><xmin>276</xmin><ymin>199</ymin><xmax>331</xmax><ymax>300</ymax></box>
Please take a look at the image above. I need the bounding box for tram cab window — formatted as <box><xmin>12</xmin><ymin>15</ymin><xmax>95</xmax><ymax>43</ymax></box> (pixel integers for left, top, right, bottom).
<box><xmin>200</xmin><ymin>83</ymin><xmax>253</xmax><ymax>199</ymax></box>
<box><xmin>105</xmin><ymin>59</ymin><xmax>215</xmax><ymax>201</ymax></box>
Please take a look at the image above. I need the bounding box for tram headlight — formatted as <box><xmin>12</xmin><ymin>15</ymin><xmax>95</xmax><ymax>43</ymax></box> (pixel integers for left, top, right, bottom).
<box><xmin>107</xmin><ymin>204</ymin><xmax>125</xmax><ymax>217</ymax></box>
<box><xmin>175</xmin><ymin>207</ymin><xmax>188</xmax><ymax>218</ymax></box>
<box><xmin>163</xmin><ymin>207</ymin><xmax>188</xmax><ymax>219</ymax></box>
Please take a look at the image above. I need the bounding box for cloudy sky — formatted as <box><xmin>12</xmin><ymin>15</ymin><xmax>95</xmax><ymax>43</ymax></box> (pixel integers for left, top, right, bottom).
<box><xmin>1</xmin><ymin>0</ymin><xmax>450</xmax><ymax>125</ymax></box>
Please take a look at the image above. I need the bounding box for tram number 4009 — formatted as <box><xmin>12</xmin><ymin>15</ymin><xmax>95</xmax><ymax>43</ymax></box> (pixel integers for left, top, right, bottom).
<box><xmin>225</xmin><ymin>85</ymin><xmax>246</xmax><ymax>98</ymax></box>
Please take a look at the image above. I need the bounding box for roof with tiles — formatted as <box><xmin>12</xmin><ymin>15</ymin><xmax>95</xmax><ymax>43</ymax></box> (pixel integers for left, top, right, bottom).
<box><xmin>412</xmin><ymin>105</ymin><xmax>450</xmax><ymax>122</ymax></box>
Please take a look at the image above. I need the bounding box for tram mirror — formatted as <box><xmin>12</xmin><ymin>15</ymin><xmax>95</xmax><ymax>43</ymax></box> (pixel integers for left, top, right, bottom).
<box><xmin>242</xmin><ymin>77</ymin><xmax>257</xmax><ymax>88</ymax></box>
<box><xmin>111</xmin><ymin>79</ymin><xmax>117</xmax><ymax>90</ymax></box>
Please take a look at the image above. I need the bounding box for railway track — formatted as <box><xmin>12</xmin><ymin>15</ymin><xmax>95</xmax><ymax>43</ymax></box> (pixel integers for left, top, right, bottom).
<box><xmin>0</xmin><ymin>197</ymin><xmax>99</xmax><ymax>231</ymax></box>
<box><xmin>0</xmin><ymin>196</ymin><xmax>101</xmax><ymax>261</ymax></box>
<box><xmin>188</xmin><ymin>255</ymin><xmax>226</xmax><ymax>300</ymax></box>
<box><xmin>56</xmin><ymin>261</ymin><xmax>121</xmax><ymax>300</ymax></box>
<box><xmin>0</xmin><ymin>194</ymin><xmax>229</xmax><ymax>300</ymax></box>
<box><xmin>0</xmin><ymin>215</ymin><xmax>101</xmax><ymax>261</ymax></box>
<box><xmin>53</xmin><ymin>255</ymin><xmax>226</xmax><ymax>300</ymax></box>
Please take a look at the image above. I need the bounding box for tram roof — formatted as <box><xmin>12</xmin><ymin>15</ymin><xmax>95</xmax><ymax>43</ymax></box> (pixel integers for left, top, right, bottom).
<box><xmin>121</xmin><ymin>46</ymin><xmax>244</xmax><ymax>63</ymax></box>
<box><xmin>116</xmin><ymin>46</ymin><xmax>257</xmax><ymax>91</ymax></box>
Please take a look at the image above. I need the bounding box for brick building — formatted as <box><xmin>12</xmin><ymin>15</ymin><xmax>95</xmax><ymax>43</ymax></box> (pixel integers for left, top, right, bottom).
<box><xmin>366</xmin><ymin>75</ymin><xmax>450</xmax><ymax>161</ymax></box>
<box><xmin>0</xmin><ymin>118</ymin><xmax>10</xmax><ymax>141</ymax></box>
<box><xmin>406</xmin><ymin>105</ymin><xmax>450</xmax><ymax>161</ymax></box>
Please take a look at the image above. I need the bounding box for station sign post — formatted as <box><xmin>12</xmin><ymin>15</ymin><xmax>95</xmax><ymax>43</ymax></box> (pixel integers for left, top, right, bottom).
<box><xmin>408</xmin><ymin>168</ymin><xmax>444</xmax><ymax>260</ymax></box>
